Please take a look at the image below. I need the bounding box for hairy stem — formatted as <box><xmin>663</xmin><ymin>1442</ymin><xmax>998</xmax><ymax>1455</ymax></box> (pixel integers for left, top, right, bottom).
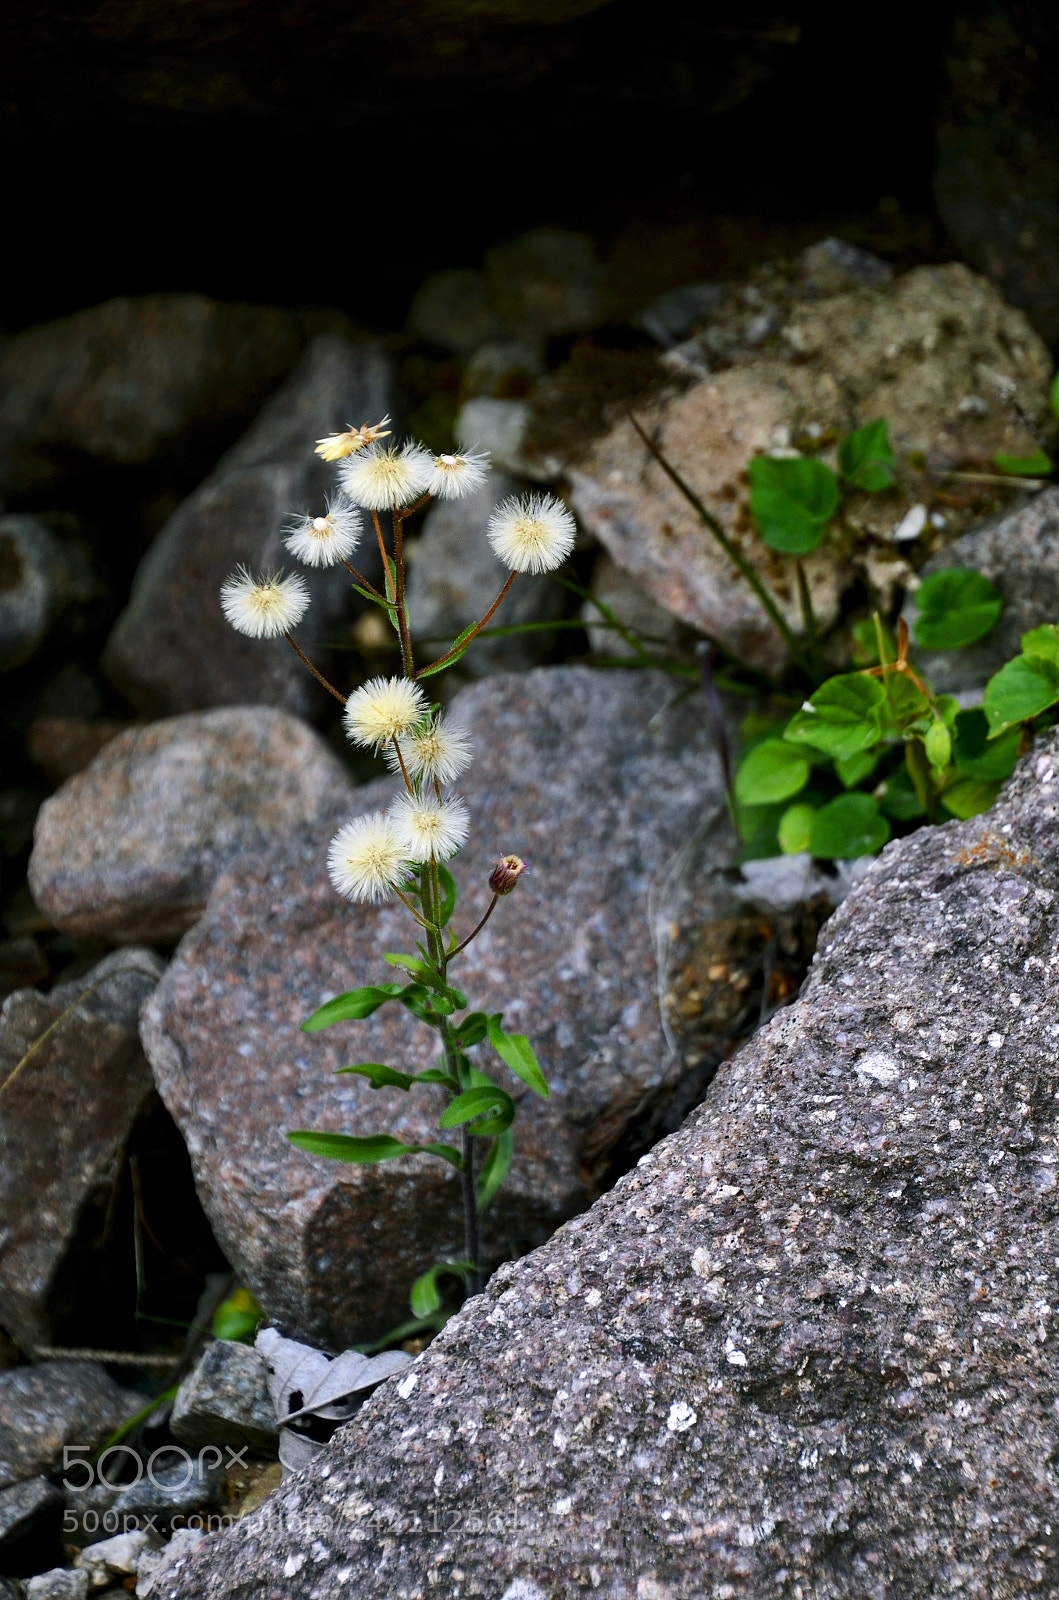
<box><xmin>415</xmin><ymin>573</ymin><xmax>517</xmax><ymax>679</ymax></box>
<box><xmin>449</xmin><ymin>894</ymin><xmax>499</xmax><ymax>961</ymax></box>
<box><xmin>627</xmin><ymin>412</ymin><xmax>813</xmax><ymax>678</ymax></box>
<box><xmin>392</xmin><ymin>512</ymin><xmax>416</xmax><ymax>679</ymax></box>
<box><xmin>284</xmin><ymin>635</ymin><xmax>346</xmax><ymax>705</ymax></box>
<box><xmin>795</xmin><ymin>561</ymin><xmax>823</xmax><ymax>684</ymax></box>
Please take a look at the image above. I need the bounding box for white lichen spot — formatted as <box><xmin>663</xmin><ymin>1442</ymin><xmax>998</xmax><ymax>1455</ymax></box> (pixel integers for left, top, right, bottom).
<box><xmin>988</xmin><ymin>1032</ymin><xmax>1005</xmax><ymax>1050</ymax></box>
<box><xmin>552</xmin><ymin>1495</ymin><xmax>573</xmax><ymax>1515</ymax></box>
<box><xmin>396</xmin><ymin>1371</ymin><xmax>418</xmax><ymax>1400</ymax></box>
<box><xmin>667</xmin><ymin>1400</ymin><xmax>697</xmax><ymax>1433</ymax></box>
<box><xmin>283</xmin><ymin>1552</ymin><xmax>307</xmax><ymax>1578</ymax></box>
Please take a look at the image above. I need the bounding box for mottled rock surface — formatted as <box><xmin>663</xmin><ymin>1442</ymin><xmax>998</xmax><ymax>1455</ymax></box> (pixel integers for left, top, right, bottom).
<box><xmin>0</xmin><ymin>950</ymin><xmax>163</xmax><ymax>1351</ymax></box>
<box><xmin>913</xmin><ymin>486</ymin><xmax>1059</xmax><ymax>694</ymax></box>
<box><xmin>167</xmin><ymin>731</ymin><xmax>1059</xmax><ymax>1598</ymax></box>
<box><xmin>567</xmin><ymin>262</ymin><xmax>1052</xmax><ymax>673</ymax></box>
<box><xmin>143</xmin><ymin>668</ymin><xmax>724</xmax><ymax>1345</ymax></box>
<box><xmin>28</xmin><ymin>708</ymin><xmax>356</xmax><ymax>943</ymax></box>
<box><xmin>406</xmin><ymin>472</ymin><xmax>562</xmax><ymax>673</ymax></box>
<box><xmin>103</xmin><ymin>335</ymin><xmax>394</xmax><ymax>716</ymax></box>
<box><xmin>170</xmin><ymin>1341</ymin><xmax>277</xmax><ymax>1456</ymax></box>
<box><xmin>0</xmin><ymin>1364</ymin><xmax>140</xmax><ymax>1488</ymax></box>
<box><xmin>0</xmin><ymin>517</ymin><xmax>103</xmax><ymax>674</ymax></box>
<box><xmin>0</xmin><ymin>296</ymin><xmax>319</xmax><ymax>498</ymax></box>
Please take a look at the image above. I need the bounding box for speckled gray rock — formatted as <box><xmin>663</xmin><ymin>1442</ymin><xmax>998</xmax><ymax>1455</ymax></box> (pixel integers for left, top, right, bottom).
<box><xmin>164</xmin><ymin>731</ymin><xmax>1059</xmax><ymax>1598</ymax></box>
<box><xmin>406</xmin><ymin>472</ymin><xmax>562</xmax><ymax>673</ymax></box>
<box><xmin>0</xmin><ymin>517</ymin><xmax>103</xmax><ymax>674</ymax></box>
<box><xmin>0</xmin><ymin>950</ymin><xmax>163</xmax><ymax>1352</ymax></box>
<box><xmin>24</xmin><ymin>1570</ymin><xmax>89</xmax><ymax>1600</ymax></box>
<box><xmin>170</xmin><ymin>1341</ymin><xmax>277</xmax><ymax>1456</ymax></box>
<box><xmin>103</xmin><ymin>335</ymin><xmax>394</xmax><ymax>717</ymax></box>
<box><xmin>912</xmin><ymin>487</ymin><xmax>1059</xmax><ymax>694</ymax></box>
<box><xmin>0</xmin><ymin>1474</ymin><xmax>61</xmax><ymax>1549</ymax></box>
<box><xmin>142</xmin><ymin>667</ymin><xmax>725</xmax><ymax>1346</ymax></box>
<box><xmin>0</xmin><ymin>1363</ymin><xmax>140</xmax><ymax>1489</ymax></box>
<box><xmin>28</xmin><ymin>708</ymin><xmax>356</xmax><ymax>943</ymax></box>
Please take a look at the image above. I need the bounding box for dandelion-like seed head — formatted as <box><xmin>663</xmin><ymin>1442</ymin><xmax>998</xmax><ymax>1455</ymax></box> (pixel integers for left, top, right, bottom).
<box><xmin>284</xmin><ymin>495</ymin><xmax>362</xmax><ymax>567</ymax></box>
<box><xmin>389</xmin><ymin>793</ymin><xmax>469</xmax><ymax>863</ymax></box>
<box><xmin>427</xmin><ymin>448</ymin><xmax>490</xmax><ymax>501</ymax></box>
<box><xmin>344</xmin><ymin>676</ymin><xmax>428</xmax><ymax>750</ymax></box>
<box><xmin>338</xmin><ymin>442</ymin><xmax>434</xmax><ymax>510</ymax></box>
<box><xmin>386</xmin><ymin>714</ymin><xmax>474</xmax><ymax>786</ymax></box>
<box><xmin>486</xmin><ymin>493</ymin><xmax>577</xmax><ymax>574</ymax></box>
<box><xmin>219</xmin><ymin>567</ymin><xmax>311</xmax><ymax>638</ymax></box>
<box><xmin>314</xmin><ymin>415</ymin><xmax>392</xmax><ymax>462</ymax></box>
<box><xmin>327</xmin><ymin>812</ymin><xmax>408</xmax><ymax>903</ymax></box>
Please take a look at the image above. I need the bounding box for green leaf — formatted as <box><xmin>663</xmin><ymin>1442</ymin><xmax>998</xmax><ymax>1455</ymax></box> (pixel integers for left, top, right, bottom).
<box><xmin>834</xmin><ymin>748</ymin><xmax>880</xmax><ymax>788</ymax></box>
<box><xmin>748</xmin><ymin>454</ymin><xmax>841</xmax><ymax>555</ymax></box>
<box><xmin>409</xmin><ymin>1260</ymin><xmax>476</xmax><ymax>1319</ymax></box>
<box><xmin>838</xmin><ymin>418</ymin><xmax>896</xmax><ymax>491</ymax></box>
<box><xmin>992</xmin><ymin>448</ymin><xmax>1052</xmax><ymax>477</ymax></box>
<box><xmin>477</xmin><ymin>1128</ymin><xmax>514</xmax><ymax>1213</ymax></box>
<box><xmin>984</xmin><ymin>652</ymin><xmax>1059</xmax><ymax>734</ymax></box>
<box><xmin>734</xmin><ymin>739</ymin><xmax>810</xmax><ymax>806</ymax></box>
<box><xmin>952</xmin><ymin>709</ymin><xmax>1021</xmax><ymax>781</ymax></box>
<box><xmin>913</xmin><ymin>568</ymin><xmax>1004</xmax><ymax>650</ymax></box>
<box><xmin>809</xmin><ymin>793</ymin><xmax>890</xmax><ymax>859</ymax></box>
<box><xmin>351</xmin><ymin>582</ymin><xmax>398</xmax><ymax>611</ymax></box>
<box><xmin>1021</xmin><ymin>624</ymin><xmax>1059</xmax><ymax>665</ymax></box>
<box><xmin>437</xmin><ymin>864</ymin><xmax>458</xmax><ymax>927</ymax></box>
<box><xmin>455</xmin><ymin>1011</ymin><xmax>489</xmax><ymax>1047</ymax></box>
<box><xmin>211</xmin><ymin>1287</ymin><xmax>262</xmax><ymax>1344</ymax></box>
<box><xmin>382</xmin><ymin>954</ymin><xmax>467</xmax><ymax>1012</ymax></box>
<box><xmin>778</xmin><ymin>802</ymin><xmax>815</xmax><ymax>854</ymax></box>
<box><xmin>335</xmin><ymin>1062</ymin><xmax>459</xmax><ymax>1092</ymax></box>
<box><xmin>438</xmin><ymin>1085</ymin><xmax>516</xmax><ymax>1136</ymax></box>
<box><xmin>940</xmin><ymin>777</ymin><xmax>1003</xmax><ymax>820</ymax></box>
<box><xmin>784</xmin><ymin>674</ymin><xmax>887</xmax><ymax>760</ymax></box>
<box><xmin>288</xmin><ymin>1131</ymin><xmax>464</xmax><ymax>1169</ymax></box>
<box><xmin>924</xmin><ymin>721</ymin><xmax>952</xmax><ymax>771</ymax></box>
<box><xmin>875</xmin><ymin>766</ymin><xmax>926</xmax><ymax>821</ymax></box>
<box><xmin>417</xmin><ymin>643</ymin><xmax>472</xmax><ymax>680</ymax></box>
<box><xmin>486</xmin><ymin>1015</ymin><xmax>549</xmax><ymax>1097</ymax></box>
<box><xmin>878</xmin><ymin>671</ymin><xmax>934</xmax><ymax>735</ymax></box>
<box><xmin>302</xmin><ymin>985</ymin><xmax>405</xmax><ymax>1031</ymax></box>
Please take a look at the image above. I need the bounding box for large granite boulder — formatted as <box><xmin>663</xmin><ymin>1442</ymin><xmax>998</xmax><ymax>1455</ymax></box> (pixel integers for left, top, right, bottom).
<box><xmin>0</xmin><ymin>950</ymin><xmax>163</xmax><ymax>1351</ymax></box>
<box><xmin>0</xmin><ymin>1363</ymin><xmax>140</xmax><ymax>1489</ymax></box>
<box><xmin>142</xmin><ymin>667</ymin><xmax>725</xmax><ymax>1346</ymax></box>
<box><xmin>28</xmin><ymin>707</ymin><xmax>356</xmax><ymax>943</ymax></box>
<box><xmin>565</xmin><ymin>261</ymin><xmax>1053</xmax><ymax>674</ymax></box>
<box><xmin>103</xmin><ymin>335</ymin><xmax>394</xmax><ymax>717</ymax></box>
<box><xmin>165</xmin><ymin>729</ymin><xmax>1059</xmax><ymax>1598</ymax></box>
<box><xmin>0</xmin><ymin>296</ymin><xmax>321</xmax><ymax>499</ymax></box>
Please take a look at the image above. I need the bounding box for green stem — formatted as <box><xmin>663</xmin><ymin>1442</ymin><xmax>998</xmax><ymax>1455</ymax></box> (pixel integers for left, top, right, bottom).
<box><xmin>795</xmin><ymin>561</ymin><xmax>824</xmax><ymax>685</ymax></box>
<box><xmin>627</xmin><ymin>411</ymin><xmax>813</xmax><ymax>678</ymax></box>
<box><xmin>392</xmin><ymin>512</ymin><xmax>415</xmax><ymax>679</ymax></box>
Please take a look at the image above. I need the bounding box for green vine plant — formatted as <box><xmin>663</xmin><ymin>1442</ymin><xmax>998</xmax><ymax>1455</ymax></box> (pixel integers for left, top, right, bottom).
<box><xmin>629</xmin><ymin>405</ymin><xmax>1059</xmax><ymax>864</ymax></box>
<box><xmin>219</xmin><ymin>422</ymin><xmax>575</xmax><ymax>1329</ymax></box>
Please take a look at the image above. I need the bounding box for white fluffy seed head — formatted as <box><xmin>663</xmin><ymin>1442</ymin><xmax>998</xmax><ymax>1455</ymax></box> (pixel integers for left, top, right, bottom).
<box><xmin>427</xmin><ymin>448</ymin><xmax>490</xmax><ymax>501</ymax></box>
<box><xmin>284</xmin><ymin>496</ymin><xmax>362</xmax><ymax>567</ymax></box>
<box><xmin>486</xmin><ymin>493</ymin><xmax>577</xmax><ymax>574</ymax></box>
<box><xmin>344</xmin><ymin>676</ymin><xmax>428</xmax><ymax>750</ymax></box>
<box><xmin>327</xmin><ymin>813</ymin><xmax>408</xmax><ymax>903</ymax></box>
<box><xmin>338</xmin><ymin>442</ymin><xmax>434</xmax><ymax>509</ymax></box>
<box><xmin>386</xmin><ymin>715</ymin><xmax>474</xmax><ymax>785</ymax></box>
<box><xmin>389</xmin><ymin>792</ymin><xmax>469</xmax><ymax>863</ymax></box>
<box><xmin>219</xmin><ymin>567</ymin><xmax>311</xmax><ymax>638</ymax></box>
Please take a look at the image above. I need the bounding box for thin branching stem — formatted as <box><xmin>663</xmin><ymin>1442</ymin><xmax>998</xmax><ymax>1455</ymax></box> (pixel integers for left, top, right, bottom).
<box><xmin>449</xmin><ymin>895</ymin><xmax>499</xmax><ymax>961</ymax></box>
<box><xmin>627</xmin><ymin>411</ymin><xmax>813</xmax><ymax>678</ymax></box>
<box><xmin>341</xmin><ymin>558</ymin><xmax>384</xmax><ymax>599</ymax></box>
<box><xmin>284</xmin><ymin>635</ymin><xmax>347</xmax><ymax>704</ymax></box>
<box><xmin>416</xmin><ymin>573</ymin><xmax>517</xmax><ymax>678</ymax></box>
<box><xmin>392</xmin><ymin>512</ymin><xmax>416</xmax><ymax>678</ymax></box>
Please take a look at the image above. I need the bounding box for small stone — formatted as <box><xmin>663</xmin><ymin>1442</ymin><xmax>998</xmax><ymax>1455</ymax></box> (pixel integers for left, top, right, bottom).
<box><xmin>454</xmin><ymin>398</ymin><xmax>554</xmax><ymax>483</ymax></box>
<box><xmin>134</xmin><ymin>1530</ymin><xmax>203</xmax><ymax>1598</ymax></box>
<box><xmin>460</xmin><ymin>340</ymin><xmax>543</xmax><ymax>402</ymax></box>
<box><xmin>406</xmin><ymin>271</ymin><xmax>504</xmax><ymax>356</ymax></box>
<box><xmin>66</xmin><ymin>1458</ymin><xmax>223</xmax><ymax>1543</ymax></box>
<box><xmin>24</xmin><ymin>1571</ymin><xmax>90</xmax><ymax>1600</ymax></box>
<box><xmin>0</xmin><ymin>1363</ymin><xmax>140</xmax><ymax>1490</ymax></box>
<box><xmin>0</xmin><ymin>1474</ymin><xmax>62</xmax><ymax>1550</ymax></box>
<box><xmin>170</xmin><ymin>1342</ymin><xmax>277</xmax><ymax>1457</ymax></box>
<box><xmin>28</xmin><ymin>708</ymin><xmax>356</xmax><ymax>944</ymax></box>
<box><xmin>75</xmin><ymin>1529</ymin><xmax>158</xmax><ymax>1588</ymax></box>
<box><xmin>798</xmin><ymin>236</ymin><xmax>894</xmax><ymax>294</ymax></box>
<box><xmin>405</xmin><ymin>472</ymin><xmax>562</xmax><ymax>675</ymax></box>
<box><xmin>142</xmin><ymin>667</ymin><xmax>725</xmax><ymax>1344</ymax></box>
<box><xmin>635</xmin><ymin>283</ymin><xmax>726</xmax><ymax>346</ymax></box>
<box><xmin>0</xmin><ymin>950</ymin><xmax>163</xmax><ymax>1351</ymax></box>
<box><xmin>103</xmin><ymin>335</ymin><xmax>396</xmax><ymax>718</ymax></box>
<box><xmin>0</xmin><ymin>517</ymin><xmax>63</xmax><ymax>672</ymax></box>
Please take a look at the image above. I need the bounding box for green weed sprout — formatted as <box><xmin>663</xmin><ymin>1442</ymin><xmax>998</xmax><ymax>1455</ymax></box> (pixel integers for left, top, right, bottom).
<box><xmin>220</xmin><ymin>420</ymin><xmax>576</xmax><ymax>1309</ymax></box>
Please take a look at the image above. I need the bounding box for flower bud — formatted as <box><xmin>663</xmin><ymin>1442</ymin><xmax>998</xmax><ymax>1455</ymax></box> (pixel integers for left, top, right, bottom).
<box><xmin>489</xmin><ymin>854</ymin><xmax>526</xmax><ymax>896</ymax></box>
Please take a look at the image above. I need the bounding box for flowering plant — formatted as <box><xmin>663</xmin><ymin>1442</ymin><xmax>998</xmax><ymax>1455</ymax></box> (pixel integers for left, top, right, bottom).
<box><xmin>221</xmin><ymin>417</ymin><xmax>576</xmax><ymax>1313</ymax></box>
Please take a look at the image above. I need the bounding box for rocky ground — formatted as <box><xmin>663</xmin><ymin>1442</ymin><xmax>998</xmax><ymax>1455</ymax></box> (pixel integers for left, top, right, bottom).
<box><xmin>3</xmin><ymin>13</ymin><xmax>1059</xmax><ymax>1583</ymax></box>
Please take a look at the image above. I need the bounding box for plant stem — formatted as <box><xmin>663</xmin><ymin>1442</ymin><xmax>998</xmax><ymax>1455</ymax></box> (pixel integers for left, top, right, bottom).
<box><xmin>627</xmin><ymin>411</ymin><xmax>813</xmax><ymax>678</ymax></box>
<box><xmin>342</xmin><ymin>559</ymin><xmax>384</xmax><ymax>599</ymax></box>
<box><xmin>795</xmin><ymin>561</ymin><xmax>824</xmax><ymax>684</ymax></box>
<box><xmin>284</xmin><ymin>635</ymin><xmax>347</xmax><ymax>705</ymax></box>
<box><xmin>448</xmin><ymin>894</ymin><xmax>499</xmax><ymax>961</ymax></box>
<box><xmin>415</xmin><ymin>573</ymin><xmax>517</xmax><ymax>678</ymax></box>
<box><xmin>392</xmin><ymin>513</ymin><xmax>416</xmax><ymax>679</ymax></box>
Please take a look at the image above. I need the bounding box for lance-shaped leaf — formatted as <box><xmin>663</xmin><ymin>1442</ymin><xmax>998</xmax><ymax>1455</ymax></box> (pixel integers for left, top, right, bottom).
<box><xmin>486</xmin><ymin>1015</ymin><xmax>549</xmax><ymax>1098</ymax></box>
<box><xmin>438</xmin><ymin>1085</ymin><xmax>516</xmax><ymax>1136</ymax></box>
<box><xmin>477</xmin><ymin>1128</ymin><xmax>515</xmax><ymax>1213</ymax></box>
<box><xmin>302</xmin><ymin>984</ymin><xmax>406</xmax><ymax>1030</ymax></box>
<box><xmin>455</xmin><ymin>1011</ymin><xmax>489</xmax><ymax>1047</ymax></box>
<box><xmin>287</xmin><ymin>1131</ymin><xmax>463</xmax><ymax>1169</ymax></box>
<box><xmin>437</xmin><ymin>864</ymin><xmax>458</xmax><ymax>927</ymax></box>
<box><xmin>334</xmin><ymin>1062</ymin><xmax>459</xmax><ymax>1092</ymax></box>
